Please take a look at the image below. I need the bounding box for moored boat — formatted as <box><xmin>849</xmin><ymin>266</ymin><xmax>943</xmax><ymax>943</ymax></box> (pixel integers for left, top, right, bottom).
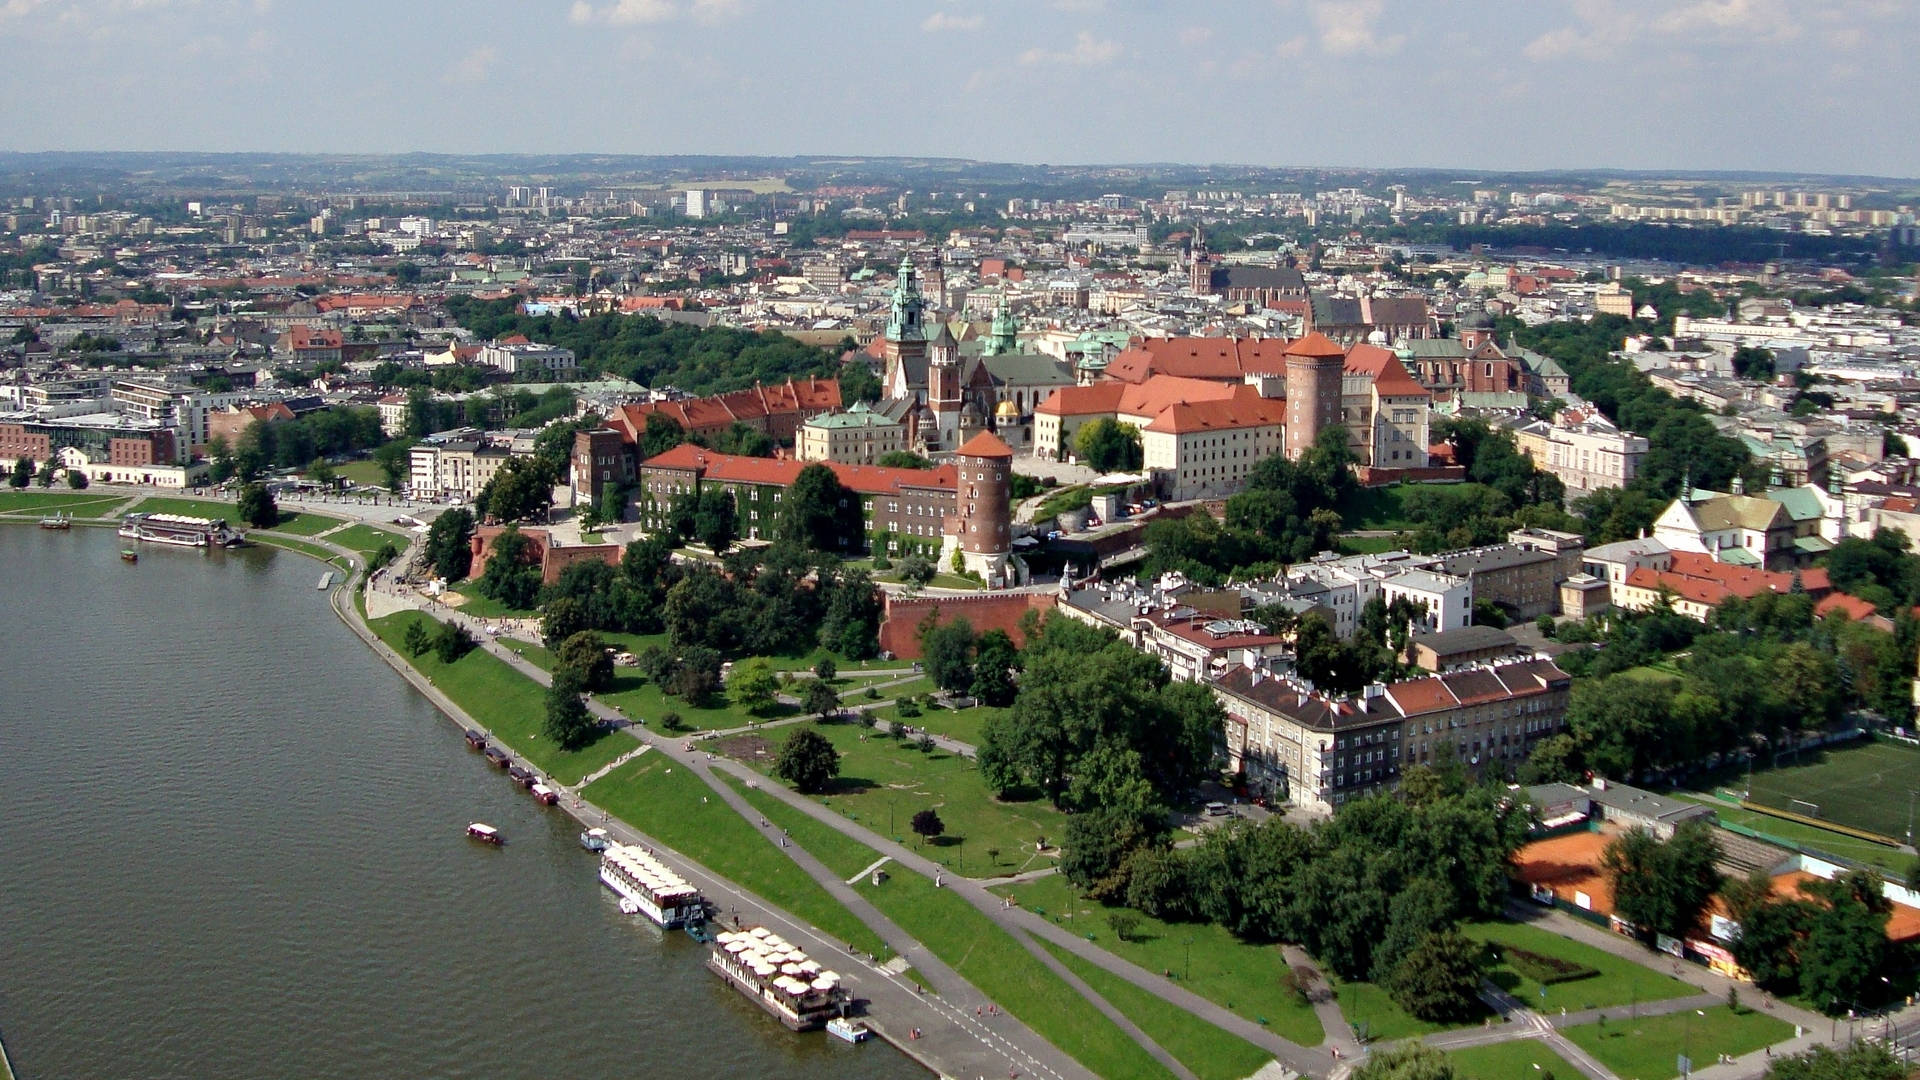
<box><xmin>463</xmin><ymin>729</ymin><xmax>487</xmax><ymax>750</ymax></box>
<box><xmin>708</xmin><ymin>927</ymin><xmax>849</xmax><ymax>1031</ymax></box>
<box><xmin>507</xmin><ymin>765</ymin><xmax>537</xmax><ymax>789</ymax></box>
<box><xmin>826</xmin><ymin>1017</ymin><xmax>872</xmax><ymax>1044</ymax></box>
<box><xmin>38</xmin><ymin>513</ymin><xmax>70</xmax><ymax>529</ymax></box>
<box><xmin>466</xmin><ymin>822</ymin><xmax>503</xmax><ymax>845</ymax></box>
<box><xmin>120</xmin><ymin>549</ymin><xmax>138</xmax><ymax>562</ymax></box>
<box><xmin>118</xmin><ymin>511</ymin><xmax>245</xmax><ymax>548</ymax></box>
<box><xmin>530</xmin><ymin>782</ymin><xmax>559</xmax><ymax>806</ymax></box>
<box><xmin>600</xmin><ymin>843</ymin><xmax>706</xmax><ymax>929</ymax></box>
<box><xmin>579</xmin><ymin>827</ymin><xmax>611</xmax><ymax>852</ymax></box>
<box><xmin>484</xmin><ymin>747</ymin><xmax>512</xmax><ymax>768</ymax></box>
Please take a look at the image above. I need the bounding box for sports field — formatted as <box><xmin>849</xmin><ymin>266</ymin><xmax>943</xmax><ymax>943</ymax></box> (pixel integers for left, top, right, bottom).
<box><xmin>1743</xmin><ymin>739</ymin><xmax>1920</xmax><ymax>842</ymax></box>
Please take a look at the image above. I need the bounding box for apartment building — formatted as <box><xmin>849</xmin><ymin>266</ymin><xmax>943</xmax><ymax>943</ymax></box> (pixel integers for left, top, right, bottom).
<box><xmin>796</xmin><ymin>402</ymin><xmax>906</xmax><ymax>465</ymax></box>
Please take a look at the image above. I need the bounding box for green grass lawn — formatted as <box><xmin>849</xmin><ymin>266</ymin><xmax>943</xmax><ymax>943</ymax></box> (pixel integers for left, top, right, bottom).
<box><xmin>0</xmin><ymin>490</ymin><xmax>134</xmax><ymax>516</ymax></box>
<box><xmin>253</xmin><ymin>533</ymin><xmax>351</xmax><ymax>568</ymax></box>
<box><xmin>996</xmin><ymin>874</ymin><xmax>1323</xmax><ymax>1045</ymax></box>
<box><xmin>334</xmin><ymin>460</ymin><xmax>388</xmax><ymax>488</ymax></box>
<box><xmin>125</xmin><ymin>495</ymin><xmax>240</xmax><ymax>519</ymax></box>
<box><xmin>1037</xmin><ymin>939</ymin><xmax>1276</xmax><ymax>1080</ymax></box>
<box><xmin>267</xmin><ymin>510</ymin><xmax>348</xmax><ymax>536</ymax></box>
<box><xmin>599</xmin><ymin>673</ymin><xmax>799</xmax><ymax>732</ymax></box>
<box><xmin>325</xmin><ymin>523</ymin><xmax>407</xmax><ymax>559</ymax></box>
<box><xmin>1673</xmin><ymin>794</ymin><xmax>1909</xmax><ymax>875</ymax></box>
<box><xmin>1333</xmin><ymin>977</ymin><xmax>1463</xmax><ymax>1042</ymax></box>
<box><xmin>881</xmin><ymin>702</ymin><xmax>998</xmax><ymax>747</ymax></box>
<box><xmin>1561</xmin><ymin>1004</ymin><xmax>1793</xmax><ymax>1080</ymax></box>
<box><xmin>723</xmin><ymin>775</ymin><xmax>884</xmax><ymax>881</ymax></box>
<box><xmin>771</xmin><ymin>721</ymin><xmax>1069</xmax><ymax>876</ymax></box>
<box><xmin>1740</xmin><ymin>739</ymin><xmax>1920</xmax><ymax>841</ymax></box>
<box><xmin>855</xmin><ymin>864</ymin><xmax>1177</xmax><ymax>1080</ymax></box>
<box><xmin>1336</xmin><ymin>533</ymin><xmax>1404</xmax><ymax>555</ymax></box>
<box><xmin>1446</xmin><ymin>1038</ymin><xmax>1584</xmax><ymax>1080</ymax></box>
<box><xmin>367</xmin><ymin>610</ymin><xmax>631</xmax><ymax>785</ymax></box>
<box><xmin>446</xmin><ymin>581</ymin><xmax>538</xmax><ymax>619</ymax></box>
<box><xmin>1334</xmin><ymin>483</ymin><xmax>1422</xmax><ymax>531</ymax></box>
<box><xmin>1467</xmin><ymin>920</ymin><xmax>1696</xmax><ymax>1014</ymax></box>
<box><xmin>588</xmin><ymin>754</ymin><xmax>894</xmax><ymax>962</ymax></box>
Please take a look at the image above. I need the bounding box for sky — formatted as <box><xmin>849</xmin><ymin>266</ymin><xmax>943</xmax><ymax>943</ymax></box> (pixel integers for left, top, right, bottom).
<box><xmin>0</xmin><ymin>0</ymin><xmax>1914</xmax><ymax>177</ymax></box>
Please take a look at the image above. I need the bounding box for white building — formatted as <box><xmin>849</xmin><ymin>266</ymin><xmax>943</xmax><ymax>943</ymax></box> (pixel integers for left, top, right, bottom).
<box><xmin>1140</xmin><ymin>391</ymin><xmax>1288</xmax><ymax>501</ymax></box>
<box><xmin>684</xmin><ymin>189</ymin><xmax>709</xmax><ymax>219</ymax></box>
<box><xmin>1381</xmin><ymin>569</ymin><xmax>1472</xmax><ymax>634</ymax></box>
<box><xmin>477</xmin><ymin>342</ymin><xmax>576</xmax><ymax>377</ymax></box>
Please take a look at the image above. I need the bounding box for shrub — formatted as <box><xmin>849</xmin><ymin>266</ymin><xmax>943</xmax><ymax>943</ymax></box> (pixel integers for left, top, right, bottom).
<box><xmin>1499</xmin><ymin>945</ymin><xmax>1598</xmax><ymax>986</ymax></box>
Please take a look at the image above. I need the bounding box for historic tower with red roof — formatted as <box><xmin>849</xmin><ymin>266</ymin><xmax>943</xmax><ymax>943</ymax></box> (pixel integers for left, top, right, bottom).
<box><xmin>927</xmin><ymin>321</ymin><xmax>962</xmax><ymax>452</ymax></box>
<box><xmin>1284</xmin><ymin>332</ymin><xmax>1346</xmax><ymax>460</ymax></box>
<box><xmin>945</xmin><ymin>430</ymin><xmax>1018</xmax><ymax>586</ymax></box>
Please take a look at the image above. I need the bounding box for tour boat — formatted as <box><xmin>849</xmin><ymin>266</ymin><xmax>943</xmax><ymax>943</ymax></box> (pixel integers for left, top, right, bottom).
<box><xmin>530</xmin><ymin>782</ymin><xmax>559</xmax><ymax>806</ymax></box>
<box><xmin>826</xmin><ymin>1018</ymin><xmax>872</xmax><ymax>1044</ymax></box>
<box><xmin>507</xmin><ymin>765</ymin><xmax>537</xmax><ymax>790</ymax></box>
<box><xmin>579</xmin><ymin>827</ymin><xmax>611</xmax><ymax>852</ymax></box>
<box><xmin>38</xmin><ymin>513</ymin><xmax>70</xmax><ymax>529</ymax></box>
<box><xmin>600</xmin><ymin>843</ymin><xmax>706</xmax><ymax>929</ymax></box>
<box><xmin>120</xmin><ymin>549</ymin><xmax>138</xmax><ymax>562</ymax></box>
<box><xmin>118</xmin><ymin>511</ymin><xmax>245</xmax><ymax>548</ymax></box>
<box><xmin>466</xmin><ymin>822</ymin><xmax>503</xmax><ymax>845</ymax></box>
<box><xmin>463</xmin><ymin>729</ymin><xmax>487</xmax><ymax>750</ymax></box>
<box><xmin>708</xmin><ymin>927</ymin><xmax>850</xmax><ymax>1031</ymax></box>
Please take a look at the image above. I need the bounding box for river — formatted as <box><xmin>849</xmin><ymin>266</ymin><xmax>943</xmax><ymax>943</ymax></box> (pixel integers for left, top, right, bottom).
<box><xmin>0</xmin><ymin>524</ymin><xmax>917</xmax><ymax>1080</ymax></box>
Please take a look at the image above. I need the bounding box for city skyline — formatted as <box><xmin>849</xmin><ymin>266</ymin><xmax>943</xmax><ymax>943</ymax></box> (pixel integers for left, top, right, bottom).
<box><xmin>1</xmin><ymin>0</ymin><xmax>1915</xmax><ymax>178</ymax></box>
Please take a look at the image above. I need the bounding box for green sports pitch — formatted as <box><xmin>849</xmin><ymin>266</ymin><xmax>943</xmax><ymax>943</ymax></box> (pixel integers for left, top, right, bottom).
<box><xmin>1743</xmin><ymin>739</ymin><xmax>1920</xmax><ymax>842</ymax></box>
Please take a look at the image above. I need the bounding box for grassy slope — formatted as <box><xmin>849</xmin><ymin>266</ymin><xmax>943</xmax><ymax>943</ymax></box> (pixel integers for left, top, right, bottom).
<box><xmin>366</xmin><ymin>610</ymin><xmax>630</xmax><ymax>784</ymax></box>
<box><xmin>1446</xmin><ymin>1038</ymin><xmax>1585</xmax><ymax>1080</ymax></box>
<box><xmin>1467</xmin><ymin>920</ymin><xmax>1696</xmax><ymax>1013</ymax></box>
<box><xmin>1561</xmin><ymin>1004</ymin><xmax>1792</xmax><ymax>1080</ymax></box>
<box><xmin>1037</xmin><ymin>939</ymin><xmax>1277</xmax><ymax>1080</ymax></box>
<box><xmin>997</xmin><ymin>873</ymin><xmax>1323</xmax><ymax>1045</ymax></box>
<box><xmin>588</xmin><ymin>754</ymin><xmax>893</xmax><ymax>961</ymax></box>
<box><xmin>0</xmin><ymin>490</ymin><xmax>134</xmax><ymax>515</ymax></box>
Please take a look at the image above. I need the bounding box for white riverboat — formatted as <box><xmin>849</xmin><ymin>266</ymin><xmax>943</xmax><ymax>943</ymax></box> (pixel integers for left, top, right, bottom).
<box><xmin>709</xmin><ymin>927</ymin><xmax>850</xmax><ymax>1032</ymax></box>
<box><xmin>599</xmin><ymin>843</ymin><xmax>705</xmax><ymax>929</ymax></box>
<box><xmin>118</xmin><ymin>512</ymin><xmax>245</xmax><ymax>548</ymax></box>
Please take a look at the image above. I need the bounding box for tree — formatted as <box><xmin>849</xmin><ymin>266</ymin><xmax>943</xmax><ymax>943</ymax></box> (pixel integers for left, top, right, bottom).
<box><xmin>919</xmin><ymin>616</ymin><xmax>976</xmax><ymax>694</ymax></box>
<box><xmin>1387</xmin><ymin>929</ymin><xmax>1486</xmax><ymax>1023</ymax></box>
<box><xmin>897</xmin><ymin>553</ymin><xmax>935</xmax><ymax>586</ymax></box>
<box><xmin>432</xmin><ymin>620</ymin><xmax>475</xmax><ymax>664</ymax></box>
<box><xmin>969</xmin><ymin>628</ymin><xmax>1021</xmax><ymax>707</ymax></box>
<box><xmin>372</xmin><ymin>440</ymin><xmax>411</xmax><ymax>492</ymax></box>
<box><xmin>1764</xmin><ymin>1042</ymin><xmax>1904</xmax><ymax>1080</ymax></box>
<box><xmin>541</xmin><ymin>596</ymin><xmax>589</xmax><ymax>646</ymax></box>
<box><xmin>66</xmin><ymin>469</ymin><xmax>88</xmax><ymax>490</ymax></box>
<box><xmin>308</xmin><ymin>457</ymin><xmax>337</xmax><ymax>488</ymax></box>
<box><xmin>1603</xmin><ymin>822</ymin><xmax>1722</xmax><ymax>941</ymax></box>
<box><xmin>1074</xmin><ymin>417</ymin><xmax>1143</xmax><ymax>472</ymax></box>
<box><xmin>814</xmin><ymin>656</ymin><xmax>837</xmax><ymax>681</ymax></box>
<box><xmin>10</xmin><ymin>456</ymin><xmax>34</xmax><ymax>488</ymax></box>
<box><xmin>475</xmin><ymin>527</ymin><xmax>543</xmax><ymax>610</ymax></box>
<box><xmin>425</xmin><ymin>507</ymin><xmax>475</xmax><ymax>581</ymax></box>
<box><xmin>693</xmin><ymin>487</ymin><xmax>737</xmax><ymax>552</ymax></box>
<box><xmin>481</xmin><ymin>456</ymin><xmax>555</xmax><ymax>523</ymax></box>
<box><xmin>1798</xmin><ymin>871</ymin><xmax>1892</xmax><ymax>1013</ymax></box>
<box><xmin>403</xmin><ymin>620</ymin><xmax>430</xmax><ymax>656</ymax></box>
<box><xmin>555</xmin><ymin>630</ymin><xmax>613</xmax><ymax>692</ymax></box>
<box><xmin>1107</xmin><ymin>911</ymin><xmax>1141</xmax><ymax>943</ymax></box>
<box><xmin>236</xmin><ymin>482</ymin><xmax>279</xmax><ymax>528</ymax></box>
<box><xmin>35</xmin><ymin>457</ymin><xmax>57</xmax><ymax>488</ymax></box>
<box><xmin>543</xmin><ymin>667</ymin><xmax>597</xmax><ymax>750</ymax></box>
<box><xmin>781</xmin><ymin>463</ymin><xmax>859</xmax><ymax>551</ymax></box>
<box><xmin>804</xmin><ymin>678</ymin><xmax>840</xmax><ymax>719</ymax></box>
<box><xmin>728</xmin><ymin>657</ymin><xmax>781</xmax><ymax>715</ymax></box>
<box><xmin>876</xmin><ymin>450</ymin><xmax>933</xmax><ymax>470</ymax></box>
<box><xmin>773</xmin><ymin>728</ymin><xmax>840</xmax><ymax>794</ymax></box>
<box><xmin>1350</xmin><ymin>1045</ymin><xmax>1459</xmax><ymax>1080</ymax></box>
<box><xmin>910</xmin><ymin>808</ymin><xmax>945</xmax><ymax>845</ymax></box>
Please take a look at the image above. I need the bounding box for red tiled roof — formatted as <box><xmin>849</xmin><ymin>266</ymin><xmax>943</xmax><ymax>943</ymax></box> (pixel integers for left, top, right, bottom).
<box><xmin>955</xmin><ymin>430</ymin><xmax>1015</xmax><ymax>459</ymax></box>
<box><xmin>1284</xmin><ymin>331</ymin><xmax>1345</xmax><ymax>358</ymax></box>
<box><xmin>1105</xmin><ymin>337</ymin><xmax>1293</xmax><ymax>383</ymax></box>
<box><xmin>640</xmin><ymin>443</ymin><xmax>956</xmax><ymax>497</ymax></box>
<box><xmin>1814</xmin><ymin>592</ymin><xmax>1879</xmax><ymax>621</ymax></box>
<box><xmin>1143</xmin><ymin>387</ymin><xmax>1288</xmax><ymax>434</ymax></box>
<box><xmin>1344</xmin><ymin>343</ymin><xmax>1431</xmax><ymax>398</ymax></box>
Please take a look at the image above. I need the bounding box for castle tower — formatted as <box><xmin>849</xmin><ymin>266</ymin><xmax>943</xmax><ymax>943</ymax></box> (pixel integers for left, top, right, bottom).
<box><xmin>1284</xmin><ymin>331</ymin><xmax>1346</xmax><ymax>460</ymax></box>
<box><xmin>1188</xmin><ymin>223</ymin><xmax>1213</xmax><ymax>295</ymax></box>
<box><xmin>880</xmin><ymin>255</ymin><xmax>927</xmax><ymax>390</ymax></box>
<box><xmin>927</xmin><ymin>321</ymin><xmax>962</xmax><ymax>451</ymax></box>
<box><xmin>986</xmin><ymin>296</ymin><xmax>1020</xmax><ymax>356</ymax></box>
<box><xmin>947</xmin><ymin>430</ymin><xmax>1015</xmax><ymax>586</ymax></box>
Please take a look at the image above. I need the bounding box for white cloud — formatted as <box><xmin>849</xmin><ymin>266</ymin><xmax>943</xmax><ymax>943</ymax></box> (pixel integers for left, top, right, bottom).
<box><xmin>571</xmin><ymin>0</ymin><xmax>675</xmax><ymax>25</ymax></box>
<box><xmin>690</xmin><ymin>0</ymin><xmax>741</xmax><ymax>23</ymax></box>
<box><xmin>1051</xmin><ymin>0</ymin><xmax>1104</xmax><ymax>10</ymax></box>
<box><xmin>1018</xmin><ymin>30</ymin><xmax>1122</xmax><ymax>67</ymax></box>
<box><xmin>1312</xmin><ymin>0</ymin><xmax>1403</xmax><ymax>56</ymax></box>
<box><xmin>922</xmin><ymin>10</ymin><xmax>983</xmax><ymax>32</ymax></box>
<box><xmin>444</xmin><ymin>45</ymin><xmax>497</xmax><ymax>84</ymax></box>
<box><xmin>1274</xmin><ymin>35</ymin><xmax>1306</xmax><ymax>58</ymax></box>
<box><xmin>1177</xmin><ymin>25</ymin><xmax>1213</xmax><ymax>46</ymax></box>
<box><xmin>1652</xmin><ymin>0</ymin><xmax>1795</xmax><ymax>37</ymax></box>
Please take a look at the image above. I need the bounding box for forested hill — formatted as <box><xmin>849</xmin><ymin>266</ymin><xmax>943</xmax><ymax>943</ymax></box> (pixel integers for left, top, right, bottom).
<box><xmin>443</xmin><ymin>296</ymin><xmax>840</xmax><ymax>396</ymax></box>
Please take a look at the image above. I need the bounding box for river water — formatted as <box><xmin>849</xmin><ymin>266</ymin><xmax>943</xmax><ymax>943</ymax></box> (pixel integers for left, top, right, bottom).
<box><xmin>0</xmin><ymin>525</ymin><xmax>917</xmax><ymax>1080</ymax></box>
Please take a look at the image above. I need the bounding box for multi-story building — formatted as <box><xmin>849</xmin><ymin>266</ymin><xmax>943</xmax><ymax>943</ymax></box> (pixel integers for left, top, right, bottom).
<box><xmin>1380</xmin><ymin>569</ymin><xmax>1472</xmax><ymax>634</ymax></box>
<box><xmin>1511</xmin><ymin>413</ymin><xmax>1648</xmax><ymax>494</ymax></box>
<box><xmin>477</xmin><ymin>340</ymin><xmax>577</xmax><ymax>376</ymax></box>
<box><xmin>1212</xmin><ymin>656</ymin><xmax>1573</xmax><ymax>814</ymax></box>
<box><xmin>408</xmin><ymin>431</ymin><xmax>514</xmax><ymax>502</ymax></box>
<box><xmin>1431</xmin><ymin>541</ymin><xmax>1572</xmax><ymax>621</ymax></box>
<box><xmin>1341</xmin><ymin>343</ymin><xmax>1430</xmax><ymax>470</ymax></box>
<box><xmin>796</xmin><ymin>403</ymin><xmax>907</xmax><ymax>465</ymax></box>
<box><xmin>1651</xmin><ymin>485</ymin><xmax>1804</xmax><ymax>571</ymax></box>
<box><xmin>1140</xmin><ymin>388</ymin><xmax>1287</xmax><ymax>501</ymax></box>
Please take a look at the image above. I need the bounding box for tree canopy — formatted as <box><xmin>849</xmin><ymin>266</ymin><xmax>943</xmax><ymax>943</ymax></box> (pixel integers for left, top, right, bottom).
<box><xmin>773</xmin><ymin>728</ymin><xmax>840</xmax><ymax>794</ymax></box>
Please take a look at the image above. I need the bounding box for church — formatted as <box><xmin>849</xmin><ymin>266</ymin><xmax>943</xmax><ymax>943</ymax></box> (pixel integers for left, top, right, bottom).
<box><xmin>868</xmin><ymin>257</ymin><xmax>1074</xmax><ymax>454</ymax></box>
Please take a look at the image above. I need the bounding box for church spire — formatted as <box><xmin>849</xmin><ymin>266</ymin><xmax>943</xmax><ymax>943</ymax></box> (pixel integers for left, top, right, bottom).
<box><xmin>883</xmin><ymin>255</ymin><xmax>925</xmax><ymax>343</ymax></box>
<box><xmin>987</xmin><ymin>296</ymin><xmax>1020</xmax><ymax>356</ymax></box>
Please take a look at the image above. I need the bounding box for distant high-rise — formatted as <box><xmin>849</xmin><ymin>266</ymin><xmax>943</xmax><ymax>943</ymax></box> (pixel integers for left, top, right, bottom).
<box><xmin>685</xmin><ymin>189</ymin><xmax>709</xmax><ymax>219</ymax></box>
